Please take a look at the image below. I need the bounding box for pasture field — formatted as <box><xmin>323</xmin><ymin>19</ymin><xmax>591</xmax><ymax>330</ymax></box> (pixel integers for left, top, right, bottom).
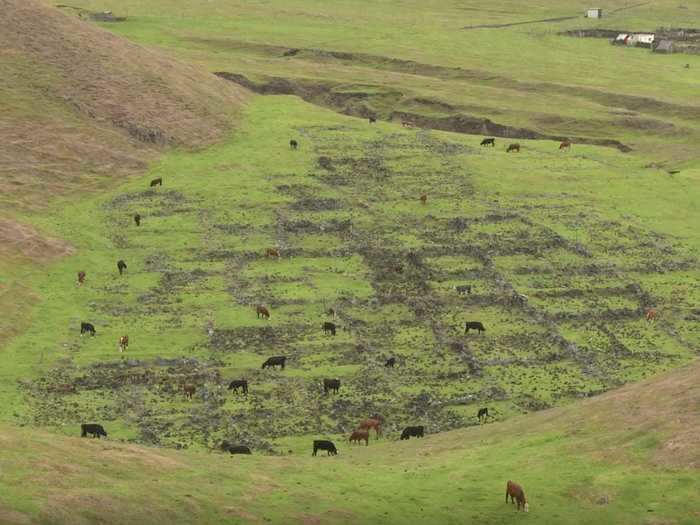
<box><xmin>3</xmin><ymin>96</ymin><xmax>698</xmax><ymax>452</ymax></box>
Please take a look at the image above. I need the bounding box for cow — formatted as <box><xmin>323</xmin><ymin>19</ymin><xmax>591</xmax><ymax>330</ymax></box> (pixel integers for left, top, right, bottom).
<box><xmin>327</xmin><ymin>307</ymin><xmax>336</xmax><ymax>318</ymax></box>
<box><xmin>256</xmin><ymin>305</ymin><xmax>270</xmax><ymax>319</ymax></box>
<box><xmin>510</xmin><ymin>293</ymin><xmax>528</xmax><ymax>306</ymax></box>
<box><xmin>117</xmin><ymin>260</ymin><xmax>127</xmax><ymax>275</ymax></box>
<box><xmin>80</xmin><ymin>322</ymin><xmax>96</xmax><ymax>336</ymax></box>
<box><xmin>464</xmin><ymin>321</ymin><xmax>486</xmax><ymax>334</ymax></box>
<box><xmin>384</xmin><ymin>357</ymin><xmax>396</xmax><ymax>368</ymax></box>
<box><xmin>477</xmin><ymin>407</ymin><xmax>489</xmax><ymax>423</ymax></box>
<box><xmin>118</xmin><ymin>335</ymin><xmax>129</xmax><ymax>352</ymax></box>
<box><xmin>480</xmin><ymin>138</ymin><xmax>495</xmax><ymax>147</ymax></box>
<box><xmin>262</xmin><ymin>356</ymin><xmax>286</xmax><ymax>370</ymax></box>
<box><xmin>559</xmin><ymin>141</ymin><xmax>571</xmax><ymax>150</ymax></box>
<box><xmin>400</xmin><ymin>425</ymin><xmax>425</xmax><ymax>440</ymax></box>
<box><xmin>150</xmin><ymin>177</ymin><xmax>162</xmax><ymax>187</ymax></box>
<box><xmin>349</xmin><ymin>429</ymin><xmax>369</xmax><ymax>446</ymax></box>
<box><xmin>506</xmin><ymin>480</ymin><xmax>529</xmax><ymax>512</ymax></box>
<box><xmin>358</xmin><ymin>418</ymin><xmax>382</xmax><ymax>439</ymax></box>
<box><xmin>507</xmin><ymin>143</ymin><xmax>520</xmax><ymax>153</ymax></box>
<box><xmin>645</xmin><ymin>308</ymin><xmax>658</xmax><ymax>322</ymax></box>
<box><xmin>290</xmin><ymin>139</ymin><xmax>298</xmax><ymax>150</ymax></box>
<box><xmin>323</xmin><ymin>378</ymin><xmax>340</xmax><ymax>394</ymax></box>
<box><xmin>322</xmin><ymin>322</ymin><xmax>337</xmax><ymax>336</ymax></box>
<box><xmin>183</xmin><ymin>384</ymin><xmax>196</xmax><ymax>399</ymax></box>
<box><xmin>81</xmin><ymin>423</ymin><xmax>107</xmax><ymax>438</ymax></box>
<box><xmin>77</xmin><ymin>271</ymin><xmax>86</xmax><ymax>286</ymax></box>
<box><xmin>401</xmin><ymin>121</ymin><xmax>415</xmax><ymax>128</ymax></box>
<box><xmin>453</xmin><ymin>284</ymin><xmax>472</xmax><ymax>295</ymax></box>
<box><xmin>228</xmin><ymin>379</ymin><xmax>249</xmax><ymax>395</ymax></box>
<box><xmin>420</xmin><ymin>193</ymin><xmax>427</xmax><ymax>205</ymax></box>
<box><xmin>369</xmin><ymin>116</ymin><xmax>377</xmax><ymax>124</ymax></box>
<box><xmin>134</xmin><ymin>213</ymin><xmax>141</xmax><ymax>226</ymax></box>
<box><xmin>221</xmin><ymin>441</ymin><xmax>252</xmax><ymax>455</ymax></box>
<box><xmin>312</xmin><ymin>440</ymin><xmax>338</xmax><ymax>456</ymax></box>
<box><xmin>266</xmin><ymin>247</ymin><xmax>280</xmax><ymax>258</ymax></box>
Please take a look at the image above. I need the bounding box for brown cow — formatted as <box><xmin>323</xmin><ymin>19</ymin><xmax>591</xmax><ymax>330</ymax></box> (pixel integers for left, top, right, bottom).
<box><xmin>266</xmin><ymin>248</ymin><xmax>280</xmax><ymax>258</ymax></box>
<box><xmin>349</xmin><ymin>429</ymin><xmax>370</xmax><ymax>446</ymax></box>
<box><xmin>645</xmin><ymin>308</ymin><xmax>658</xmax><ymax>322</ymax></box>
<box><xmin>256</xmin><ymin>305</ymin><xmax>270</xmax><ymax>319</ymax></box>
<box><xmin>507</xmin><ymin>143</ymin><xmax>520</xmax><ymax>153</ymax></box>
<box><xmin>183</xmin><ymin>384</ymin><xmax>196</xmax><ymax>400</ymax></box>
<box><xmin>506</xmin><ymin>480</ymin><xmax>529</xmax><ymax>512</ymax></box>
<box><xmin>118</xmin><ymin>335</ymin><xmax>129</xmax><ymax>353</ymax></box>
<box><xmin>358</xmin><ymin>418</ymin><xmax>382</xmax><ymax>439</ymax></box>
<box><xmin>420</xmin><ymin>193</ymin><xmax>427</xmax><ymax>205</ymax></box>
<box><xmin>559</xmin><ymin>141</ymin><xmax>572</xmax><ymax>150</ymax></box>
<box><xmin>77</xmin><ymin>271</ymin><xmax>86</xmax><ymax>286</ymax></box>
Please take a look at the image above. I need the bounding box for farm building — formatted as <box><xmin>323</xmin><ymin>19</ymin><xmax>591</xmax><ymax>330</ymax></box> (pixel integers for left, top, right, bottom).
<box><xmin>613</xmin><ymin>33</ymin><xmax>631</xmax><ymax>45</ymax></box>
<box><xmin>630</xmin><ymin>33</ymin><xmax>655</xmax><ymax>48</ymax></box>
<box><xmin>585</xmin><ymin>8</ymin><xmax>603</xmax><ymax>19</ymax></box>
<box><xmin>654</xmin><ymin>40</ymin><xmax>675</xmax><ymax>53</ymax></box>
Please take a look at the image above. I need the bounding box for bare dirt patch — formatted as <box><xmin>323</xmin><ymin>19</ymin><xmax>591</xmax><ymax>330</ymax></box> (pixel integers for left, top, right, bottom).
<box><xmin>0</xmin><ymin>219</ymin><xmax>75</xmax><ymax>264</ymax></box>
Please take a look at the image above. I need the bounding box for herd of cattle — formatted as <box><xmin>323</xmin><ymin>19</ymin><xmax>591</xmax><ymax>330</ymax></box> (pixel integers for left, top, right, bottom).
<box><xmin>71</xmin><ymin>130</ymin><xmax>663</xmax><ymax>513</ymax></box>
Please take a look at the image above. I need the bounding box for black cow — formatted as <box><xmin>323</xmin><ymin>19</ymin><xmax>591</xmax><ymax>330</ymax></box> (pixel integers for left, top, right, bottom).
<box><xmin>150</xmin><ymin>177</ymin><xmax>162</xmax><ymax>187</ymax></box>
<box><xmin>228</xmin><ymin>379</ymin><xmax>249</xmax><ymax>395</ymax></box>
<box><xmin>290</xmin><ymin>139</ymin><xmax>298</xmax><ymax>150</ymax></box>
<box><xmin>454</xmin><ymin>285</ymin><xmax>472</xmax><ymax>295</ymax></box>
<box><xmin>80</xmin><ymin>322</ymin><xmax>96</xmax><ymax>336</ymax></box>
<box><xmin>323</xmin><ymin>378</ymin><xmax>340</xmax><ymax>394</ymax></box>
<box><xmin>262</xmin><ymin>356</ymin><xmax>286</xmax><ymax>370</ymax></box>
<box><xmin>221</xmin><ymin>441</ymin><xmax>251</xmax><ymax>455</ymax></box>
<box><xmin>369</xmin><ymin>116</ymin><xmax>377</xmax><ymax>124</ymax></box>
<box><xmin>117</xmin><ymin>260</ymin><xmax>127</xmax><ymax>275</ymax></box>
<box><xmin>480</xmin><ymin>138</ymin><xmax>495</xmax><ymax>147</ymax></box>
<box><xmin>400</xmin><ymin>426</ymin><xmax>425</xmax><ymax>440</ymax></box>
<box><xmin>312</xmin><ymin>440</ymin><xmax>338</xmax><ymax>456</ymax></box>
<box><xmin>81</xmin><ymin>423</ymin><xmax>107</xmax><ymax>438</ymax></box>
<box><xmin>322</xmin><ymin>322</ymin><xmax>337</xmax><ymax>336</ymax></box>
<box><xmin>464</xmin><ymin>321</ymin><xmax>486</xmax><ymax>334</ymax></box>
<box><xmin>134</xmin><ymin>213</ymin><xmax>141</xmax><ymax>226</ymax></box>
<box><xmin>384</xmin><ymin>357</ymin><xmax>396</xmax><ymax>368</ymax></box>
<box><xmin>477</xmin><ymin>407</ymin><xmax>489</xmax><ymax>422</ymax></box>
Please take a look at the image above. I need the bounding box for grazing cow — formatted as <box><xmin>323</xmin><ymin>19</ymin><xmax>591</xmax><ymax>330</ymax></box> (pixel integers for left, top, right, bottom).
<box><xmin>256</xmin><ymin>305</ymin><xmax>270</xmax><ymax>319</ymax></box>
<box><xmin>262</xmin><ymin>356</ymin><xmax>286</xmax><ymax>370</ymax></box>
<box><xmin>323</xmin><ymin>378</ymin><xmax>340</xmax><ymax>394</ymax></box>
<box><xmin>358</xmin><ymin>418</ymin><xmax>382</xmax><ymax>438</ymax></box>
<box><xmin>183</xmin><ymin>384</ymin><xmax>196</xmax><ymax>399</ymax></box>
<box><xmin>327</xmin><ymin>307</ymin><xmax>336</xmax><ymax>318</ymax></box>
<box><xmin>322</xmin><ymin>322</ymin><xmax>337</xmax><ymax>336</ymax></box>
<box><xmin>118</xmin><ymin>335</ymin><xmax>129</xmax><ymax>353</ymax></box>
<box><xmin>645</xmin><ymin>308</ymin><xmax>657</xmax><ymax>322</ymax></box>
<box><xmin>312</xmin><ymin>440</ymin><xmax>338</xmax><ymax>456</ymax></box>
<box><xmin>400</xmin><ymin>425</ymin><xmax>425</xmax><ymax>440</ymax></box>
<box><xmin>117</xmin><ymin>260</ymin><xmax>127</xmax><ymax>275</ymax></box>
<box><xmin>477</xmin><ymin>407</ymin><xmax>489</xmax><ymax>422</ymax></box>
<box><xmin>454</xmin><ymin>284</ymin><xmax>472</xmax><ymax>295</ymax></box>
<box><xmin>81</xmin><ymin>423</ymin><xmax>107</xmax><ymax>438</ymax></box>
<box><xmin>464</xmin><ymin>321</ymin><xmax>486</xmax><ymax>334</ymax></box>
<box><xmin>507</xmin><ymin>143</ymin><xmax>521</xmax><ymax>153</ymax></box>
<box><xmin>221</xmin><ymin>441</ymin><xmax>252</xmax><ymax>455</ymax></box>
<box><xmin>369</xmin><ymin>116</ymin><xmax>377</xmax><ymax>124</ymax></box>
<box><xmin>559</xmin><ymin>141</ymin><xmax>571</xmax><ymax>150</ymax></box>
<box><xmin>77</xmin><ymin>271</ymin><xmax>86</xmax><ymax>286</ymax></box>
<box><xmin>150</xmin><ymin>177</ymin><xmax>162</xmax><ymax>187</ymax></box>
<box><xmin>266</xmin><ymin>247</ymin><xmax>280</xmax><ymax>258</ymax></box>
<box><xmin>506</xmin><ymin>480</ymin><xmax>529</xmax><ymax>512</ymax></box>
<box><xmin>349</xmin><ymin>429</ymin><xmax>369</xmax><ymax>446</ymax></box>
<box><xmin>134</xmin><ymin>213</ymin><xmax>141</xmax><ymax>226</ymax></box>
<box><xmin>80</xmin><ymin>322</ymin><xmax>96</xmax><ymax>337</ymax></box>
<box><xmin>228</xmin><ymin>379</ymin><xmax>249</xmax><ymax>395</ymax></box>
<box><xmin>510</xmin><ymin>293</ymin><xmax>528</xmax><ymax>306</ymax></box>
<box><xmin>420</xmin><ymin>193</ymin><xmax>427</xmax><ymax>205</ymax></box>
<box><xmin>385</xmin><ymin>357</ymin><xmax>396</xmax><ymax>368</ymax></box>
<box><xmin>480</xmin><ymin>138</ymin><xmax>496</xmax><ymax>147</ymax></box>
<box><xmin>290</xmin><ymin>139</ymin><xmax>298</xmax><ymax>150</ymax></box>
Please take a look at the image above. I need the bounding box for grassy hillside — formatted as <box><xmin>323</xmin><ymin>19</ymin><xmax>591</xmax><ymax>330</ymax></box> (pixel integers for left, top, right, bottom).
<box><xmin>3</xmin><ymin>96</ymin><xmax>698</xmax><ymax>451</ymax></box>
<box><xmin>1</xmin><ymin>360</ymin><xmax>698</xmax><ymax>524</ymax></box>
<box><xmin>70</xmin><ymin>0</ymin><xmax>700</xmax><ymax>166</ymax></box>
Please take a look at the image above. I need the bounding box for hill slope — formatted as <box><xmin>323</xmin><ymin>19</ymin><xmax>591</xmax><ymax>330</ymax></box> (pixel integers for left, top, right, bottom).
<box><xmin>0</xmin><ymin>359</ymin><xmax>698</xmax><ymax>524</ymax></box>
